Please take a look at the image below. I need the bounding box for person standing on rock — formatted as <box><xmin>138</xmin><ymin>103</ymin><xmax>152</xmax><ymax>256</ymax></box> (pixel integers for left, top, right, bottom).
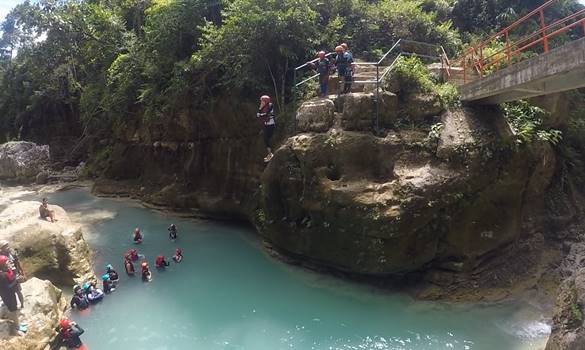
<box><xmin>39</xmin><ymin>197</ymin><xmax>57</xmax><ymax>222</ymax></box>
<box><xmin>310</xmin><ymin>51</ymin><xmax>332</xmax><ymax>97</ymax></box>
<box><xmin>256</xmin><ymin>95</ymin><xmax>276</xmax><ymax>163</ymax></box>
<box><xmin>0</xmin><ymin>255</ymin><xmax>20</xmax><ymax>334</ymax></box>
<box><xmin>0</xmin><ymin>240</ymin><xmax>25</xmax><ymax>308</ymax></box>
<box><xmin>333</xmin><ymin>45</ymin><xmax>354</xmax><ymax>94</ymax></box>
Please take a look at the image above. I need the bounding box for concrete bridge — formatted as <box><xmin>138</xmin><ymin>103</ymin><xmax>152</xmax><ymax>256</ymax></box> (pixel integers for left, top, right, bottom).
<box><xmin>459</xmin><ymin>37</ymin><xmax>585</xmax><ymax>104</ymax></box>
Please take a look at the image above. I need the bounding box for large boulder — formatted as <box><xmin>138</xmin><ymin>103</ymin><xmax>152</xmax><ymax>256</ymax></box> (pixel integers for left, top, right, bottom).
<box><xmin>400</xmin><ymin>93</ymin><xmax>444</xmax><ymax>121</ymax></box>
<box><xmin>0</xmin><ymin>142</ymin><xmax>50</xmax><ymax>181</ymax></box>
<box><xmin>257</xmin><ymin>106</ymin><xmax>552</xmax><ymax>275</ymax></box>
<box><xmin>0</xmin><ymin>201</ymin><xmax>94</xmax><ymax>286</ymax></box>
<box><xmin>0</xmin><ymin>278</ymin><xmax>67</xmax><ymax>350</ymax></box>
<box><xmin>296</xmin><ymin>99</ymin><xmax>336</xmax><ymax>133</ymax></box>
<box><xmin>335</xmin><ymin>92</ymin><xmax>397</xmax><ymax>131</ymax></box>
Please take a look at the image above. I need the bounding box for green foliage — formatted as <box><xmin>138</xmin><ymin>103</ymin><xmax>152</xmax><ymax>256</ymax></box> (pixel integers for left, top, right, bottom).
<box><xmin>435</xmin><ymin>82</ymin><xmax>461</xmax><ymax>108</ymax></box>
<box><xmin>389</xmin><ymin>56</ymin><xmax>435</xmax><ymax>94</ymax></box>
<box><xmin>503</xmin><ymin>100</ymin><xmax>562</xmax><ymax>145</ymax></box>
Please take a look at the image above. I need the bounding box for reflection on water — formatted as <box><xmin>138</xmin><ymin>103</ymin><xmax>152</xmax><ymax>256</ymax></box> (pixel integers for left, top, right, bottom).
<box><xmin>21</xmin><ymin>187</ymin><xmax>548</xmax><ymax>350</ymax></box>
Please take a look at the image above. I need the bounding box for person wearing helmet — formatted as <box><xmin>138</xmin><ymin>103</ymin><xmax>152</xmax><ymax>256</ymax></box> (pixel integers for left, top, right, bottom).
<box><xmin>58</xmin><ymin>318</ymin><xmax>85</xmax><ymax>349</ymax></box>
<box><xmin>141</xmin><ymin>261</ymin><xmax>152</xmax><ymax>282</ymax></box>
<box><xmin>0</xmin><ymin>240</ymin><xmax>25</xmax><ymax>308</ymax></box>
<box><xmin>155</xmin><ymin>255</ymin><xmax>170</xmax><ymax>269</ymax></box>
<box><xmin>168</xmin><ymin>224</ymin><xmax>178</xmax><ymax>241</ymax></box>
<box><xmin>105</xmin><ymin>264</ymin><xmax>119</xmax><ymax>286</ymax></box>
<box><xmin>310</xmin><ymin>51</ymin><xmax>333</xmax><ymax>97</ymax></box>
<box><xmin>333</xmin><ymin>45</ymin><xmax>354</xmax><ymax>94</ymax></box>
<box><xmin>39</xmin><ymin>197</ymin><xmax>57</xmax><ymax>223</ymax></box>
<box><xmin>0</xmin><ymin>254</ymin><xmax>19</xmax><ymax>334</ymax></box>
<box><xmin>101</xmin><ymin>274</ymin><xmax>115</xmax><ymax>294</ymax></box>
<box><xmin>256</xmin><ymin>95</ymin><xmax>276</xmax><ymax>163</ymax></box>
<box><xmin>133</xmin><ymin>227</ymin><xmax>143</xmax><ymax>244</ymax></box>
<box><xmin>173</xmin><ymin>248</ymin><xmax>183</xmax><ymax>263</ymax></box>
<box><xmin>70</xmin><ymin>285</ymin><xmax>89</xmax><ymax>310</ymax></box>
<box><xmin>82</xmin><ymin>281</ymin><xmax>104</xmax><ymax>303</ymax></box>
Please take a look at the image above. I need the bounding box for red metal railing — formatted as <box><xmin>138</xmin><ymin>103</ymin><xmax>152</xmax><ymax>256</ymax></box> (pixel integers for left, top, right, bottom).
<box><xmin>455</xmin><ymin>0</ymin><xmax>585</xmax><ymax>84</ymax></box>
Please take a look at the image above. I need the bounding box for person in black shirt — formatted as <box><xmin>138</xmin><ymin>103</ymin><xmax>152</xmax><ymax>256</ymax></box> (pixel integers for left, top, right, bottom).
<box><xmin>256</xmin><ymin>95</ymin><xmax>276</xmax><ymax>163</ymax></box>
<box><xmin>58</xmin><ymin>319</ymin><xmax>85</xmax><ymax>349</ymax></box>
<box><xmin>168</xmin><ymin>224</ymin><xmax>178</xmax><ymax>241</ymax></box>
<box><xmin>70</xmin><ymin>285</ymin><xmax>89</xmax><ymax>310</ymax></box>
<box><xmin>0</xmin><ymin>255</ymin><xmax>19</xmax><ymax>334</ymax></box>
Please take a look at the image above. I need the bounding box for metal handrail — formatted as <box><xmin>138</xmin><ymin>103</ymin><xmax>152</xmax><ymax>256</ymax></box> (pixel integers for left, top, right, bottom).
<box><xmin>456</xmin><ymin>0</ymin><xmax>585</xmax><ymax>83</ymax></box>
<box><xmin>292</xmin><ymin>39</ymin><xmax>449</xmax><ymax>134</ymax></box>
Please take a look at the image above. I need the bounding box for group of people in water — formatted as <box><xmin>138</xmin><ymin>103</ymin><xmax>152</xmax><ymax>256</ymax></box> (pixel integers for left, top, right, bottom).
<box><xmin>256</xmin><ymin>43</ymin><xmax>354</xmax><ymax>163</ymax></box>
<box><xmin>63</xmin><ymin>223</ymin><xmax>184</xmax><ymax>348</ymax></box>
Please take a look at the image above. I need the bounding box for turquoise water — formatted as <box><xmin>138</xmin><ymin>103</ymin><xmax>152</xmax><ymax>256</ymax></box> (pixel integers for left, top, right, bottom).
<box><xmin>37</xmin><ymin>188</ymin><xmax>548</xmax><ymax>350</ymax></box>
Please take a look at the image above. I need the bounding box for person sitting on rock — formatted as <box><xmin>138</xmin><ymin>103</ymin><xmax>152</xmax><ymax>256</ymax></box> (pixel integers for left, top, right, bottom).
<box><xmin>173</xmin><ymin>248</ymin><xmax>183</xmax><ymax>263</ymax></box>
<box><xmin>155</xmin><ymin>255</ymin><xmax>170</xmax><ymax>269</ymax></box>
<box><xmin>105</xmin><ymin>264</ymin><xmax>119</xmax><ymax>286</ymax></box>
<box><xmin>0</xmin><ymin>240</ymin><xmax>25</xmax><ymax>308</ymax></box>
<box><xmin>310</xmin><ymin>51</ymin><xmax>333</xmax><ymax>98</ymax></box>
<box><xmin>133</xmin><ymin>227</ymin><xmax>143</xmax><ymax>244</ymax></box>
<box><xmin>256</xmin><ymin>95</ymin><xmax>276</xmax><ymax>163</ymax></box>
<box><xmin>101</xmin><ymin>274</ymin><xmax>115</xmax><ymax>294</ymax></box>
<box><xmin>0</xmin><ymin>255</ymin><xmax>19</xmax><ymax>334</ymax></box>
<box><xmin>168</xmin><ymin>224</ymin><xmax>178</xmax><ymax>241</ymax></box>
<box><xmin>70</xmin><ymin>285</ymin><xmax>89</xmax><ymax>310</ymax></box>
<box><xmin>39</xmin><ymin>197</ymin><xmax>57</xmax><ymax>223</ymax></box>
<box><xmin>58</xmin><ymin>319</ymin><xmax>85</xmax><ymax>349</ymax></box>
<box><xmin>141</xmin><ymin>261</ymin><xmax>152</xmax><ymax>282</ymax></box>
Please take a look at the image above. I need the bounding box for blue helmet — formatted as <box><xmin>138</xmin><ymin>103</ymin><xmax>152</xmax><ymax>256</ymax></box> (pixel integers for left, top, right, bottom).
<box><xmin>82</xmin><ymin>282</ymin><xmax>90</xmax><ymax>290</ymax></box>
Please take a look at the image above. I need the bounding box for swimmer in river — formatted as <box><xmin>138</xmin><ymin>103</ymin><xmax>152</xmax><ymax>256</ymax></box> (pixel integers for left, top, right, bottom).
<box><xmin>58</xmin><ymin>319</ymin><xmax>85</xmax><ymax>349</ymax></box>
<box><xmin>70</xmin><ymin>285</ymin><xmax>89</xmax><ymax>310</ymax></box>
<box><xmin>124</xmin><ymin>256</ymin><xmax>135</xmax><ymax>276</ymax></box>
<box><xmin>105</xmin><ymin>264</ymin><xmax>119</xmax><ymax>286</ymax></box>
<box><xmin>173</xmin><ymin>248</ymin><xmax>183</xmax><ymax>263</ymax></box>
<box><xmin>133</xmin><ymin>227</ymin><xmax>143</xmax><ymax>244</ymax></box>
<box><xmin>168</xmin><ymin>224</ymin><xmax>177</xmax><ymax>241</ymax></box>
<box><xmin>82</xmin><ymin>281</ymin><xmax>104</xmax><ymax>303</ymax></box>
<box><xmin>101</xmin><ymin>274</ymin><xmax>115</xmax><ymax>294</ymax></box>
<box><xmin>141</xmin><ymin>261</ymin><xmax>152</xmax><ymax>282</ymax></box>
<box><xmin>155</xmin><ymin>255</ymin><xmax>170</xmax><ymax>269</ymax></box>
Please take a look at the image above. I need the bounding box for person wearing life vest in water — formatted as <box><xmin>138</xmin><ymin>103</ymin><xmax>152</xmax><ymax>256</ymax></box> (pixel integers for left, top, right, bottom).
<box><xmin>124</xmin><ymin>255</ymin><xmax>135</xmax><ymax>275</ymax></box>
<box><xmin>126</xmin><ymin>248</ymin><xmax>139</xmax><ymax>261</ymax></box>
<box><xmin>105</xmin><ymin>264</ymin><xmax>119</xmax><ymax>286</ymax></box>
<box><xmin>70</xmin><ymin>285</ymin><xmax>89</xmax><ymax>310</ymax></box>
<box><xmin>333</xmin><ymin>45</ymin><xmax>354</xmax><ymax>94</ymax></box>
<box><xmin>310</xmin><ymin>51</ymin><xmax>332</xmax><ymax>97</ymax></box>
<box><xmin>141</xmin><ymin>261</ymin><xmax>152</xmax><ymax>282</ymax></box>
<box><xmin>82</xmin><ymin>281</ymin><xmax>104</xmax><ymax>303</ymax></box>
<box><xmin>133</xmin><ymin>227</ymin><xmax>143</xmax><ymax>244</ymax></box>
<box><xmin>155</xmin><ymin>255</ymin><xmax>170</xmax><ymax>269</ymax></box>
<box><xmin>168</xmin><ymin>224</ymin><xmax>178</xmax><ymax>240</ymax></box>
<box><xmin>256</xmin><ymin>95</ymin><xmax>276</xmax><ymax>163</ymax></box>
<box><xmin>101</xmin><ymin>274</ymin><xmax>116</xmax><ymax>294</ymax></box>
<box><xmin>58</xmin><ymin>319</ymin><xmax>85</xmax><ymax>349</ymax></box>
<box><xmin>173</xmin><ymin>248</ymin><xmax>183</xmax><ymax>263</ymax></box>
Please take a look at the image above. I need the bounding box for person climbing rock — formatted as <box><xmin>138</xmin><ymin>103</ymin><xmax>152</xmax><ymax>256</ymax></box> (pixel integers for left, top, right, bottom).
<box><xmin>70</xmin><ymin>285</ymin><xmax>89</xmax><ymax>310</ymax></box>
<box><xmin>333</xmin><ymin>45</ymin><xmax>354</xmax><ymax>94</ymax></box>
<box><xmin>256</xmin><ymin>95</ymin><xmax>276</xmax><ymax>163</ymax></box>
<box><xmin>101</xmin><ymin>274</ymin><xmax>115</xmax><ymax>294</ymax></box>
<box><xmin>0</xmin><ymin>255</ymin><xmax>19</xmax><ymax>334</ymax></box>
<box><xmin>310</xmin><ymin>51</ymin><xmax>332</xmax><ymax>97</ymax></box>
<box><xmin>173</xmin><ymin>248</ymin><xmax>183</xmax><ymax>263</ymax></box>
<box><xmin>155</xmin><ymin>255</ymin><xmax>170</xmax><ymax>269</ymax></box>
<box><xmin>39</xmin><ymin>197</ymin><xmax>57</xmax><ymax>222</ymax></box>
<box><xmin>0</xmin><ymin>240</ymin><xmax>25</xmax><ymax>308</ymax></box>
<box><xmin>105</xmin><ymin>264</ymin><xmax>119</xmax><ymax>286</ymax></box>
<box><xmin>58</xmin><ymin>319</ymin><xmax>85</xmax><ymax>349</ymax></box>
<box><xmin>168</xmin><ymin>224</ymin><xmax>178</xmax><ymax>241</ymax></box>
<box><xmin>141</xmin><ymin>261</ymin><xmax>152</xmax><ymax>282</ymax></box>
<box><xmin>133</xmin><ymin>227</ymin><xmax>143</xmax><ymax>244</ymax></box>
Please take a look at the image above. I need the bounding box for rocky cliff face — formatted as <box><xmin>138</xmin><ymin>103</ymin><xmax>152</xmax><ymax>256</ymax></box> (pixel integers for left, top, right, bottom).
<box><xmin>257</xmin><ymin>94</ymin><xmax>555</xmax><ymax>276</ymax></box>
<box><xmin>0</xmin><ymin>142</ymin><xmax>50</xmax><ymax>182</ymax></box>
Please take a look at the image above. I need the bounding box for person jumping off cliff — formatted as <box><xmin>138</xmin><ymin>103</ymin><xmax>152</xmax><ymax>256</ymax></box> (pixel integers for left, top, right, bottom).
<box><xmin>333</xmin><ymin>45</ymin><xmax>354</xmax><ymax>94</ymax></box>
<box><xmin>256</xmin><ymin>95</ymin><xmax>276</xmax><ymax>163</ymax></box>
<box><xmin>310</xmin><ymin>51</ymin><xmax>333</xmax><ymax>97</ymax></box>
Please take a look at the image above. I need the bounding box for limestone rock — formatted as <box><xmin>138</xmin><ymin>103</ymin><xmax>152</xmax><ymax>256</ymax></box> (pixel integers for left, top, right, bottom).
<box><xmin>0</xmin><ymin>278</ymin><xmax>67</xmax><ymax>350</ymax></box>
<box><xmin>296</xmin><ymin>99</ymin><xmax>335</xmax><ymax>133</ymax></box>
<box><xmin>546</xmin><ymin>268</ymin><xmax>585</xmax><ymax>350</ymax></box>
<box><xmin>0</xmin><ymin>142</ymin><xmax>50</xmax><ymax>180</ymax></box>
<box><xmin>0</xmin><ymin>201</ymin><xmax>94</xmax><ymax>286</ymax></box>
<box><xmin>401</xmin><ymin>93</ymin><xmax>444</xmax><ymax>120</ymax></box>
<box><xmin>339</xmin><ymin>92</ymin><xmax>375</xmax><ymax>131</ymax></box>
